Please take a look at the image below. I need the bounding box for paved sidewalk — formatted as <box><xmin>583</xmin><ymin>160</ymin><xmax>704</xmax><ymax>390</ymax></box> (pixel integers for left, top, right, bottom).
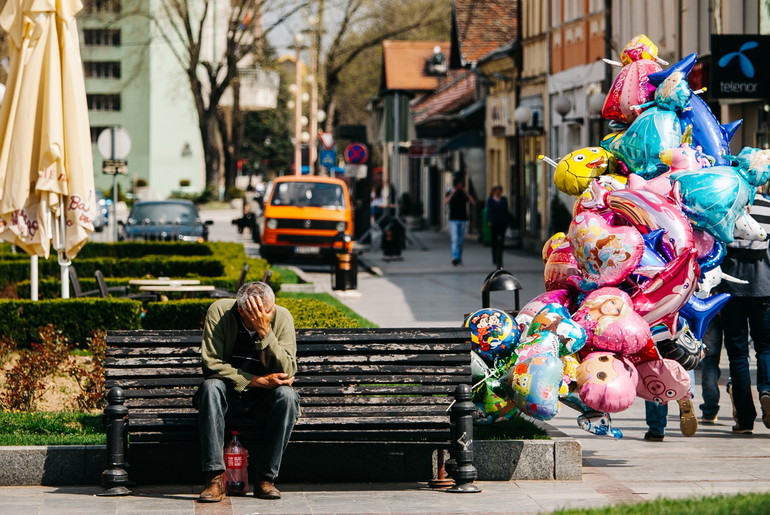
<box><xmin>5</xmin><ymin>225</ymin><xmax>770</xmax><ymax>514</ymax></box>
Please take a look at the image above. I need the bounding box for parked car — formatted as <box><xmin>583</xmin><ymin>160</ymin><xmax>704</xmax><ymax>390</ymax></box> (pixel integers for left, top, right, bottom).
<box><xmin>118</xmin><ymin>200</ymin><xmax>213</xmax><ymax>242</ymax></box>
<box><xmin>259</xmin><ymin>175</ymin><xmax>354</xmax><ymax>263</ymax></box>
<box><xmin>92</xmin><ymin>191</ymin><xmax>111</xmax><ymax>232</ymax></box>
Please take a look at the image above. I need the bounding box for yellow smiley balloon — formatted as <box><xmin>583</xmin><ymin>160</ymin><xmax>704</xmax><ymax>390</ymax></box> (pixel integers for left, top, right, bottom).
<box><xmin>554</xmin><ymin>147</ymin><xmax>617</xmax><ymax>196</ymax></box>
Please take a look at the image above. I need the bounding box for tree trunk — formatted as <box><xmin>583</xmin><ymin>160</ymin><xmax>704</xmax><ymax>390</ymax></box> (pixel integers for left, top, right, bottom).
<box><xmin>200</xmin><ymin>109</ymin><xmax>222</xmax><ymax>190</ymax></box>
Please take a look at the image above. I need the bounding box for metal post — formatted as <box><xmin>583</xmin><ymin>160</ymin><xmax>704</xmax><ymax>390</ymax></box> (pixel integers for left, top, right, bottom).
<box><xmin>294</xmin><ymin>40</ymin><xmax>303</xmax><ymax>175</ymax></box>
<box><xmin>111</xmin><ymin>127</ymin><xmax>119</xmax><ymax>242</ymax></box>
<box><xmin>446</xmin><ymin>384</ymin><xmax>480</xmax><ymax>493</ymax></box>
<box><xmin>99</xmin><ymin>387</ymin><xmax>131</xmax><ymax>496</ymax></box>
<box><xmin>30</xmin><ymin>255</ymin><xmax>38</xmax><ymax>301</ymax></box>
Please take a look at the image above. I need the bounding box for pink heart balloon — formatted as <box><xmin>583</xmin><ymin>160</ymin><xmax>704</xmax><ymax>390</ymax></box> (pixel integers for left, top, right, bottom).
<box><xmin>567</xmin><ymin>211</ymin><xmax>644</xmax><ymax>291</ymax></box>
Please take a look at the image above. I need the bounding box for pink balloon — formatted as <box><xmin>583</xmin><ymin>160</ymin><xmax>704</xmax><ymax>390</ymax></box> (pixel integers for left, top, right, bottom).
<box><xmin>518</xmin><ymin>289</ymin><xmax>576</xmax><ymax>319</ymax></box>
<box><xmin>692</xmin><ymin>228</ymin><xmax>716</xmax><ymax>260</ymax></box>
<box><xmin>635</xmin><ymin>358</ymin><xmax>691</xmax><ymax>404</ymax></box>
<box><xmin>567</xmin><ymin>211</ymin><xmax>644</xmax><ymax>291</ymax></box>
<box><xmin>577</xmin><ymin>352</ymin><xmax>639</xmax><ymax>413</ymax></box>
<box><xmin>630</xmin><ymin>248</ymin><xmax>699</xmax><ymax>328</ymax></box>
<box><xmin>602</xmin><ymin>59</ymin><xmax>661</xmax><ymax>125</ymax></box>
<box><xmin>607</xmin><ymin>188</ymin><xmax>694</xmax><ymax>258</ymax></box>
<box><xmin>544</xmin><ymin>241</ymin><xmax>581</xmax><ymax>291</ymax></box>
<box><xmin>572</xmin><ymin>287</ymin><xmax>651</xmax><ymax>355</ymax></box>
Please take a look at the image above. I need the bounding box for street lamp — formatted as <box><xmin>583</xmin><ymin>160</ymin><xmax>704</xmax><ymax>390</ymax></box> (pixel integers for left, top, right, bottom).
<box><xmin>554</xmin><ymin>95</ymin><xmax>583</xmax><ymax>125</ymax></box>
<box><xmin>293</xmin><ymin>33</ymin><xmax>306</xmax><ymax>175</ymax></box>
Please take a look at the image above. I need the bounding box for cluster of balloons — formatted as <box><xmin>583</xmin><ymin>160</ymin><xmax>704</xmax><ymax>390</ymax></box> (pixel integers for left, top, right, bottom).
<box><xmin>467</xmin><ymin>35</ymin><xmax>770</xmax><ymax>438</ymax></box>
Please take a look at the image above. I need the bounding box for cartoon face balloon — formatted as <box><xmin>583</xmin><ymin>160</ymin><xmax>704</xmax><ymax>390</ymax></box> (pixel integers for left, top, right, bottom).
<box><xmin>504</xmin><ymin>354</ymin><xmax>564</xmax><ymax>421</ymax></box>
<box><xmin>464</xmin><ymin>308</ymin><xmax>521</xmax><ymax>364</ymax></box>
<box><xmin>524</xmin><ymin>303</ymin><xmax>587</xmax><ymax>356</ymax></box>
<box><xmin>572</xmin><ymin>287</ymin><xmax>651</xmax><ymax>355</ymax></box>
<box><xmin>567</xmin><ymin>210</ymin><xmax>644</xmax><ymax>291</ymax></box>
<box><xmin>576</xmin><ymin>352</ymin><xmax>639</xmax><ymax>413</ymax></box>
<box><xmin>635</xmin><ymin>358</ymin><xmax>691</xmax><ymax>404</ymax></box>
<box><xmin>554</xmin><ymin>147</ymin><xmax>617</xmax><ymax>196</ymax></box>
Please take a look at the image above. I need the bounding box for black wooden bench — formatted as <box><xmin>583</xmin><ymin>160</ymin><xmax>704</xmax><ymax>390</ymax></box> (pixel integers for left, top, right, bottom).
<box><xmin>101</xmin><ymin>328</ymin><xmax>479</xmax><ymax>494</ymax></box>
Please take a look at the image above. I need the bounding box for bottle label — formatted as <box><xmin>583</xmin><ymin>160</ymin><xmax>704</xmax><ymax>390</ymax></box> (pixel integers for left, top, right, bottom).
<box><xmin>225</xmin><ymin>453</ymin><xmax>244</xmax><ymax>469</ymax></box>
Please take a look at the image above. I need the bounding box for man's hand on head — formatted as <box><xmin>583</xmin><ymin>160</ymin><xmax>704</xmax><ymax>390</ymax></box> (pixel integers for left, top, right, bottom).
<box><xmin>248</xmin><ymin>372</ymin><xmax>295</xmax><ymax>389</ymax></box>
<box><xmin>238</xmin><ymin>295</ymin><xmax>274</xmax><ymax>339</ymax></box>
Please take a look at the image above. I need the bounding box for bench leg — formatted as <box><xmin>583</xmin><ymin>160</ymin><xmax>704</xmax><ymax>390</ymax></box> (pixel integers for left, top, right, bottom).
<box><xmin>446</xmin><ymin>384</ymin><xmax>481</xmax><ymax>493</ymax></box>
<box><xmin>99</xmin><ymin>387</ymin><xmax>132</xmax><ymax>496</ymax></box>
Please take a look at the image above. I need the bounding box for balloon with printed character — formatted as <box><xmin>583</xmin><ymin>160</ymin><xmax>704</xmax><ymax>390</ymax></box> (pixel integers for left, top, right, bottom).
<box><xmin>576</xmin><ymin>352</ymin><xmax>639</xmax><ymax>413</ymax></box>
<box><xmin>464</xmin><ymin>308</ymin><xmax>521</xmax><ymax>365</ymax></box>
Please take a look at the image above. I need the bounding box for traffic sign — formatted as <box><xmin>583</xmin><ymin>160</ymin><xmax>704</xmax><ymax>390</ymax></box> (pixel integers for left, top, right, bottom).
<box><xmin>344</xmin><ymin>142</ymin><xmax>368</xmax><ymax>164</ymax></box>
<box><xmin>102</xmin><ymin>159</ymin><xmax>128</xmax><ymax>175</ymax></box>
<box><xmin>319</xmin><ymin>132</ymin><xmax>335</xmax><ymax>150</ymax></box>
<box><xmin>97</xmin><ymin>126</ymin><xmax>131</xmax><ymax>160</ymax></box>
<box><xmin>320</xmin><ymin>149</ymin><xmax>337</xmax><ymax>168</ymax></box>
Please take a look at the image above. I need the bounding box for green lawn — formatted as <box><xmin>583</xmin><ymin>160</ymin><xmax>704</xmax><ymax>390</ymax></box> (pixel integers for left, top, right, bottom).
<box><xmin>0</xmin><ymin>411</ymin><xmax>104</xmax><ymax>446</ymax></box>
<box><xmin>553</xmin><ymin>492</ymin><xmax>770</xmax><ymax>514</ymax></box>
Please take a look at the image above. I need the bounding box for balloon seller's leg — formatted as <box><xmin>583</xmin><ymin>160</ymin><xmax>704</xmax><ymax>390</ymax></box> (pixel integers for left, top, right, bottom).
<box><xmin>722</xmin><ymin>297</ymin><xmax>756</xmax><ymax>428</ymax></box>
<box><xmin>699</xmin><ymin>316</ymin><xmax>722</xmax><ymax>419</ymax></box>
<box><xmin>645</xmin><ymin>400</ymin><xmax>667</xmax><ymax>435</ymax></box>
<box><xmin>749</xmin><ymin>297</ymin><xmax>770</xmax><ymax>395</ymax></box>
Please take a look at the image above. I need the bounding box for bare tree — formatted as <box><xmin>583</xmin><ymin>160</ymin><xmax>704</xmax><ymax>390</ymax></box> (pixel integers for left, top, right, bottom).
<box><xmin>153</xmin><ymin>0</ymin><xmax>305</xmax><ymax>191</ymax></box>
<box><xmin>318</xmin><ymin>0</ymin><xmax>449</xmax><ymax>130</ymax></box>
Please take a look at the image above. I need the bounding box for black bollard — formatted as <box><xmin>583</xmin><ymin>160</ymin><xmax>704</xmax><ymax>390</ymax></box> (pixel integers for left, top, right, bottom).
<box><xmin>446</xmin><ymin>384</ymin><xmax>481</xmax><ymax>493</ymax></box>
<box><xmin>99</xmin><ymin>387</ymin><xmax>131</xmax><ymax>496</ymax></box>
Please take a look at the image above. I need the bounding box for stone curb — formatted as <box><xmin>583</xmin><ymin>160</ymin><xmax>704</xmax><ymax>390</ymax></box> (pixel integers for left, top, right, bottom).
<box><xmin>474</xmin><ymin>419</ymin><xmax>582</xmax><ymax>481</ymax></box>
<box><xmin>0</xmin><ymin>420</ymin><xmax>580</xmax><ymax>486</ymax></box>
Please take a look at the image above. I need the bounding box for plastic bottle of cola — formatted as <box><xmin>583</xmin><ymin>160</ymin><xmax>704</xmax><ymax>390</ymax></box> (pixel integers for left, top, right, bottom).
<box><xmin>224</xmin><ymin>430</ymin><xmax>249</xmax><ymax>496</ymax></box>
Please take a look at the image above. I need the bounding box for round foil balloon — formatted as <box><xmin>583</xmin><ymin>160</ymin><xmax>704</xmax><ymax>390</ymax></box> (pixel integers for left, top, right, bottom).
<box><xmin>504</xmin><ymin>354</ymin><xmax>564</xmax><ymax>421</ymax></box>
<box><xmin>554</xmin><ymin>147</ymin><xmax>616</xmax><ymax>196</ymax></box>
<box><xmin>464</xmin><ymin>308</ymin><xmax>520</xmax><ymax>364</ymax></box>
<box><xmin>576</xmin><ymin>352</ymin><xmax>639</xmax><ymax>413</ymax></box>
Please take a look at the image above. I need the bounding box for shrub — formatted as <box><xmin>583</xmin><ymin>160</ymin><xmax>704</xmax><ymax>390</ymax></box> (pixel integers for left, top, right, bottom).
<box><xmin>142</xmin><ymin>297</ymin><xmax>360</xmax><ymax>330</ymax></box>
<box><xmin>0</xmin><ymin>299</ymin><xmax>142</xmax><ymax>348</ymax></box>
<box><xmin>0</xmin><ymin>325</ymin><xmax>75</xmax><ymax>411</ymax></box>
<box><xmin>67</xmin><ymin>331</ymin><xmax>106</xmax><ymax>410</ymax></box>
<box><xmin>76</xmin><ymin>242</ymin><xmax>213</xmax><ymax>259</ymax></box>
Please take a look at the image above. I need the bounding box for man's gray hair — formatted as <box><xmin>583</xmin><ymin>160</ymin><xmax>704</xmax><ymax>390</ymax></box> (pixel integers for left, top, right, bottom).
<box><xmin>236</xmin><ymin>282</ymin><xmax>275</xmax><ymax>311</ymax></box>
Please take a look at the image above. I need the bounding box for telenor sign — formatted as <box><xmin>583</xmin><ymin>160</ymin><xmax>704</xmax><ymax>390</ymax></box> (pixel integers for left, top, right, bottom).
<box><xmin>710</xmin><ymin>34</ymin><xmax>770</xmax><ymax>99</ymax></box>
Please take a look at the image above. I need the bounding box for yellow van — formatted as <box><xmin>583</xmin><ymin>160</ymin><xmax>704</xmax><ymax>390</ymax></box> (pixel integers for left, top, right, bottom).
<box><xmin>259</xmin><ymin>175</ymin><xmax>354</xmax><ymax>262</ymax></box>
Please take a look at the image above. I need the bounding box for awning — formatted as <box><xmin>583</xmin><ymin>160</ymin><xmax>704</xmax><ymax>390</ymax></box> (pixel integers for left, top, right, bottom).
<box><xmin>440</xmin><ymin>129</ymin><xmax>485</xmax><ymax>151</ymax></box>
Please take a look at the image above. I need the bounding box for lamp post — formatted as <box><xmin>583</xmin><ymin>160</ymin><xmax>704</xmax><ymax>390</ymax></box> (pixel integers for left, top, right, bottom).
<box><xmin>293</xmin><ymin>34</ymin><xmax>305</xmax><ymax>175</ymax></box>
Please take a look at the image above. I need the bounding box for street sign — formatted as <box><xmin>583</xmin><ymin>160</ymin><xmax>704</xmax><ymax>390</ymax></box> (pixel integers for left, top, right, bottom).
<box><xmin>102</xmin><ymin>159</ymin><xmax>128</xmax><ymax>175</ymax></box>
<box><xmin>345</xmin><ymin>164</ymin><xmax>367</xmax><ymax>179</ymax></box>
<box><xmin>97</xmin><ymin>126</ymin><xmax>131</xmax><ymax>160</ymax></box>
<box><xmin>344</xmin><ymin>142</ymin><xmax>368</xmax><ymax>164</ymax></box>
<box><xmin>320</xmin><ymin>149</ymin><xmax>337</xmax><ymax>168</ymax></box>
<box><xmin>319</xmin><ymin>131</ymin><xmax>335</xmax><ymax>149</ymax></box>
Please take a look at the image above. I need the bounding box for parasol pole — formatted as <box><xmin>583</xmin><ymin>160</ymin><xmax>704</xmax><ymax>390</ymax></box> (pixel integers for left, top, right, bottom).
<box><xmin>30</xmin><ymin>256</ymin><xmax>38</xmax><ymax>300</ymax></box>
<box><xmin>54</xmin><ymin>208</ymin><xmax>71</xmax><ymax>298</ymax></box>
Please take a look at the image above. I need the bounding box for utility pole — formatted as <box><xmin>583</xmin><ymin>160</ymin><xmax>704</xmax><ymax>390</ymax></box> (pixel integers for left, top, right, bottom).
<box><xmin>293</xmin><ymin>34</ymin><xmax>304</xmax><ymax>175</ymax></box>
<box><xmin>308</xmin><ymin>0</ymin><xmax>324</xmax><ymax>174</ymax></box>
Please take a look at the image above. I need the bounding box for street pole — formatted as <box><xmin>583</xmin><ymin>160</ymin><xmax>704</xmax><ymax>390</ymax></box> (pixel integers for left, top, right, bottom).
<box><xmin>294</xmin><ymin>37</ymin><xmax>303</xmax><ymax>175</ymax></box>
<box><xmin>111</xmin><ymin>127</ymin><xmax>119</xmax><ymax>242</ymax></box>
<box><xmin>308</xmin><ymin>0</ymin><xmax>324</xmax><ymax>175</ymax></box>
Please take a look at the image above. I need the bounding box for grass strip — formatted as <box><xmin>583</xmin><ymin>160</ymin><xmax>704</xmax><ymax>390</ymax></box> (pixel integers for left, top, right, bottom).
<box><xmin>553</xmin><ymin>492</ymin><xmax>770</xmax><ymax>514</ymax></box>
<box><xmin>278</xmin><ymin>291</ymin><xmax>377</xmax><ymax>328</ymax></box>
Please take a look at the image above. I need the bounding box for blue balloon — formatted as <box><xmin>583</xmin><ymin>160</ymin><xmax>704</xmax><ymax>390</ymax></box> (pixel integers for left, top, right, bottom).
<box><xmin>649</xmin><ymin>54</ymin><xmax>741</xmax><ymax>166</ymax></box>
<box><xmin>671</xmin><ymin>167</ymin><xmax>753</xmax><ymax>243</ymax></box>
<box><xmin>697</xmin><ymin>239</ymin><xmax>726</xmax><ymax>273</ymax></box>
<box><xmin>603</xmin><ymin>73</ymin><xmax>691</xmax><ymax>178</ymax></box>
<box><xmin>679</xmin><ymin>293</ymin><xmax>731</xmax><ymax>340</ymax></box>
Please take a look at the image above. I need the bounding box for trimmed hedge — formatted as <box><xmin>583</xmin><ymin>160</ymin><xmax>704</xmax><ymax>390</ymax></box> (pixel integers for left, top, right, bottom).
<box><xmin>0</xmin><ymin>296</ymin><xmax>357</xmax><ymax>348</ymax></box>
<box><xmin>76</xmin><ymin>242</ymin><xmax>214</xmax><ymax>258</ymax></box>
<box><xmin>0</xmin><ymin>299</ymin><xmax>142</xmax><ymax>347</ymax></box>
<box><xmin>142</xmin><ymin>297</ymin><xmax>360</xmax><ymax>330</ymax></box>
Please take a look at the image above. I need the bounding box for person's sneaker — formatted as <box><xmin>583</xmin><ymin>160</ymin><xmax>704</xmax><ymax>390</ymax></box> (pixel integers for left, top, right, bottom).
<box><xmin>700</xmin><ymin>415</ymin><xmax>718</xmax><ymax>425</ymax></box>
<box><xmin>643</xmin><ymin>431</ymin><xmax>664</xmax><ymax>442</ymax></box>
<box><xmin>732</xmin><ymin>424</ymin><xmax>753</xmax><ymax>435</ymax></box>
<box><xmin>726</xmin><ymin>380</ymin><xmax>738</xmax><ymax>422</ymax></box>
<box><xmin>760</xmin><ymin>391</ymin><xmax>770</xmax><ymax>429</ymax></box>
<box><xmin>677</xmin><ymin>398</ymin><xmax>698</xmax><ymax>437</ymax></box>
<box><xmin>451</xmin><ymin>259</ymin><xmax>460</xmax><ymax>267</ymax></box>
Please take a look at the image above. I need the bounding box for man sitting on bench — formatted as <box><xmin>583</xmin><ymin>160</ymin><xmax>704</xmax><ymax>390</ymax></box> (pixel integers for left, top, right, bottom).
<box><xmin>195</xmin><ymin>281</ymin><xmax>299</xmax><ymax>502</ymax></box>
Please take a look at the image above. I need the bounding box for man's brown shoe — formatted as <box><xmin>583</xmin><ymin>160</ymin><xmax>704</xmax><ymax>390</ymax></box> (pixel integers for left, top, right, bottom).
<box><xmin>198</xmin><ymin>471</ymin><xmax>225</xmax><ymax>503</ymax></box>
<box><xmin>677</xmin><ymin>398</ymin><xmax>698</xmax><ymax>437</ymax></box>
<box><xmin>254</xmin><ymin>480</ymin><xmax>281</xmax><ymax>500</ymax></box>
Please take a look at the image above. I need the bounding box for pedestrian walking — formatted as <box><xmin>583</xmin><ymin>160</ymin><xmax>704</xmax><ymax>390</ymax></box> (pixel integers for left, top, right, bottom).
<box><xmin>445</xmin><ymin>177</ymin><xmax>475</xmax><ymax>266</ymax></box>
<box><xmin>486</xmin><ymin>185</ymin><xmax>510</xmax><ymax>268</ymax></box>
<box><xmin>643</xmin><ymin>370</ymin><xmax>697</xmax><ymax>441</ymax></box>
<box><xmin>718</xmin><ymin>188</ymin><xmax>770</xmax><ymax>434</ymax></box>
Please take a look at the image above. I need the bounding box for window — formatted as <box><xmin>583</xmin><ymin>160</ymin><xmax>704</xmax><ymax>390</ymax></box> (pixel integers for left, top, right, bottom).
<box><xmin>89</xmin><ymin>126</ymin><xmax>109</xmax><ymax>143</ymax></box>
<box><xmin>83</xmin><ymin>29</ymin><xmax>121</xmax><ymax>46</ymax></box>
<box><xmin>84</xmin><ymin>61</ymin><xmax>121</xmax><ymax>79</ymax></box>
<box><xmin>83</xmin><ymin>0</ymin><xmax>121</xmax><ymax>14</ymax></box>
<box><xmin>87</xmin><ymin>94</ymin><xmax>121</xmax><ymax>111</ymax></box>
